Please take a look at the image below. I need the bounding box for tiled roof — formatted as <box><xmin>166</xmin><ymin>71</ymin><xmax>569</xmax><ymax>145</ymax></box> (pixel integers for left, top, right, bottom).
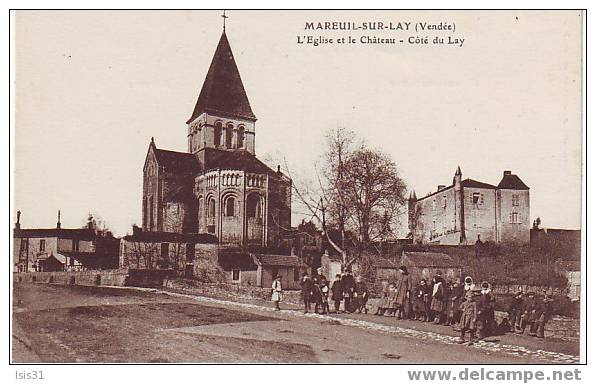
<box><xmin>497</xmin><ymin>174</ymin><xmax>529</xmax><ymax>190</ymax></box>
<box><xmin>13</xmin><ymin>228</ymin><xmax>96</xmax><ymax>240</ymax></box>
<box><xmin>187</xmin><ymin>31</ymin><xmax>256</xmax><ymax>123</ymax></box>
<box><xmin>556</xmin><ymin>260</ymin><xmax>580</xmax><ymax>272</ymax></box>
<box><xmin>203</xmin><ymin>148</ymin><xmax>276</xmax><ymax>175</ymax></box>
<box><xmin>402</xmin><ymin>252</ymin><xmax>461</xmax><ymax>268</ymax></box>
<box><xmin>153</xmin><ymin>148</ymin><xmax>200</xmax><ymax>174</ymax></box>
<box><xmin>374</xmin><ymin>257</ymin><xmax>399</xmax><ymax>269</ymax></box>
<box><xmin>252</xmin><ymin>254</ymin><xmax>306</xmax><ymax>268</ymax></box>
<box><xmin>218</xmin><ymin>250</ymin><xmax>258</xmax><ymax>271</ymax></box>
<box><xmin>123</xmin><ymin>230</ymin><xmax>217</xmax><ymax>244</ymax></box>
<box><xmin>461</xmin><ymin>178</ymin><xmax>497</xmax><ymax>189</ymax></box>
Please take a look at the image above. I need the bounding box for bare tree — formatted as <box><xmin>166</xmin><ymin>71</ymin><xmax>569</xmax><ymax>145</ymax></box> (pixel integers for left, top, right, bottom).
<box><xmin>285</xmin><ymin>127</ymin><xmax>407</xmax><ymax>270</ymax></box>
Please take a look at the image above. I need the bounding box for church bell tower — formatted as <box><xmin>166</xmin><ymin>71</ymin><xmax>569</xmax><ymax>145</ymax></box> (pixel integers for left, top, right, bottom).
<box><xmin>186</xmin><ymin>27</ymin><xmax>257</xmax><ymax>155</ymax></box>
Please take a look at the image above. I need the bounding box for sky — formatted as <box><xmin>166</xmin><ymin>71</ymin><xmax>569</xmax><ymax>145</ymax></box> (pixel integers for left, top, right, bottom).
<box><xmin>13</xmin><ymin>10</ymin><xmax>583</xmax><ymax>236</ymax></box>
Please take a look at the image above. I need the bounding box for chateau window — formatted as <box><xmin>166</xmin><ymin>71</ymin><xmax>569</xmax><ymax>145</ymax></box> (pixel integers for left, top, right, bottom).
<box><xmin>225</xmin><ymin>124</ymin><xmax>233</xmax><ymax>148</ymax></box>
<box><xmin>471</xmin><ymin>192</ymin><xmax>484</xmax><ymax>207</ymax></box>
<box><xmin>214</xmin><ymin>122</ymin><xmax>222</xmax><ymax>147</ymax></box>
<box><xmin>512</xmin><ymin>194</ymin><xmax>520</xmax><ymax>207</ymax></box>
<box><xmin>225</xmin><ymin>197</ymin><xmax>236</xmax><ymax>217</ymax></box>
<box><xmin>39</xmin><ymin>239</ymin><xmax>45</xmax><ymax>252</ymax></box>
<box><xmin>442</xmin><ymin>196</ymin><xmax>447</xmax><ymax>209</ymax></box>
<box><xmin>510</xmin><ymin>212</ymin><xmax>519</xmax><ymax>224</ymax></box>
<box><xmin>207</xmin><ymin>198</ymin><xmax>215</xmax><ymax>217</ymax></box>
<box><xmin>232</xmin><ymin>269</ymin><xmax>240</xmax><ymax>281</ymax></box>
<box><xmin>432</xmin><ymin>199</ymin><xmax>437</xmax><ymax>211</ymax></box>
<box><xmin>237</xmin><ymin>127</ymin><xmax>245</xmax><ymax>148</ymax></box>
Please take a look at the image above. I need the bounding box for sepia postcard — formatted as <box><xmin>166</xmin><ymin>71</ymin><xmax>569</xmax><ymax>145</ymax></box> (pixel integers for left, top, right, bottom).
<box><xmin>9</xmin><ymin>9</ymin><xmax>585</xmax><ymax>369</ymax></box>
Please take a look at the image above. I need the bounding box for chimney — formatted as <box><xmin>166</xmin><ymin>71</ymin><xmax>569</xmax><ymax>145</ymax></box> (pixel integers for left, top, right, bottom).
<box><xmin>437</xmin><ymin>185</ymin><xmax>446</xmax><ymax>191</ymax></box>
<box><xmin>277</xmin><ymin>165</ymin><xmax>281</xmax><ymax>174</ymax></box>
<box><xmin>15</xmin><ymin>210</ymin><xmax>21</xmax><ymax>230</ymax></box>
<box><xmin>504</xmin><ymin>170</ymin><xmax>512</xmax><ymax>176</ymax></box>
<box><xmin>56</xmin><ymin>210</ymin><xmax>61</xmax><ymax>229</ymax></box>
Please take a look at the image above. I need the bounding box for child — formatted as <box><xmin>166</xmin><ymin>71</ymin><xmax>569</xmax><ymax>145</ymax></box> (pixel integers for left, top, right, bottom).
<box><xmin>386</xmin><ymin>283</ymin><xmax>398</xmax><ymax>316</ymax></box>
<box><xmin>458</xmin><ymin>290</ymin><xmax>478</xmax><ymax>345</ymax></box>
<box><xmin>413</xmin><ymin>279</ymin><xmax>429</xmax><ymax>321</ymax></box>
<box><xmin>375</xmin><ymin>280</ymin><xmax>389</xmax><ymax>315</ymax></box>
<box><xmin>320</xmin><ymin>277</ymin><xmax>330</xmax><ymax>314</ymax></box>
<box><xmin>271</xmin><ymin>275</ymin><xmax>283</xmax><ymax>311</ymax></box>
<box><xmin>354</xmin><ymin>276</ymin><xmax>369</xmax><ymax>314</ymax></box>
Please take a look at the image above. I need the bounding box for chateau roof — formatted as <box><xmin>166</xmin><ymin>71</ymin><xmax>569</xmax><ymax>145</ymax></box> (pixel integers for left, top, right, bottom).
<box><xmin>497</xmin><ymin>173</ymin><xmax>529</xmax><ymax>190</ymax></box>
<box><xmin>461</xmin><ymin>178</ymin><xmax>497</xmax><ymax>189</ymax></box>
<box><xmin>187</xmin><ymin>31</ymin><xmax>256</xmax><ymax>123</ymax></box>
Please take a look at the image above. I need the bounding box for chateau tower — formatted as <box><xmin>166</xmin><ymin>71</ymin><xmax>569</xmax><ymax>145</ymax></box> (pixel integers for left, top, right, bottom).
<box><xmin>186</xmin><ymin>31</ymin><xmax>257</xmax><ymax>155</ymax></box>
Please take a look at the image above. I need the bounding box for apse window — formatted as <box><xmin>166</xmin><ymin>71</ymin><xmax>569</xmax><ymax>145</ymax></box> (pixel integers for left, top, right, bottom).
<box><xmin>225</xmin><ymin>197</ymin><xmax>236</xmax><ymax>216</ymax></box>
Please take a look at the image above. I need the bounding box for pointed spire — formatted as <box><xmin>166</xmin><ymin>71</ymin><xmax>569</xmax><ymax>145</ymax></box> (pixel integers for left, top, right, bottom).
<box><xmin>412</xmin><ymin>190</ymin><xmax>417</xmax><ymax>200</ymax></box>
<box><xmin>455</xmin><ymin>166</ymin><xmax>462</xmax><ymax>176</ymax></box>
<box><xmin>187</xmin><ymin>30</ymin><xmax>256</xmax><ymax>124</ymax></box>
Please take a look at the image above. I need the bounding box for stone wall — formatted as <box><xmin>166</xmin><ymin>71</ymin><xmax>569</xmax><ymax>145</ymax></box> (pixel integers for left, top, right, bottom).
<box><xmin>163</xmin><ymin>278</ymin><xmax>304</xmax><ymax>305</ymax></box>
<box><xmin>14</xmin><ymin>270</ymin><xmax>129</xmax><ymax>286</ymax></box>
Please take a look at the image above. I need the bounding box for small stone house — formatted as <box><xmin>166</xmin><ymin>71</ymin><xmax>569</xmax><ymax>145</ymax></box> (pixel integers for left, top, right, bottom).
<box><xmin>400</xmin><ymin>251</ymin><xmax>463</xmax><ymax>283</ymax></box>
<box><xmin>555</xmin><ymin>260</ymin><xmax>580</xmax><ymax>301</ymax></box>
<box><xmin>218</xmin><ymin>251</ymin><xmax>307</xmax><ymax>289</ymax></box>
<box><xmin>320</xmin><ymin>251</ymin><xmax>342</xmax><ymax>280</ymax></box>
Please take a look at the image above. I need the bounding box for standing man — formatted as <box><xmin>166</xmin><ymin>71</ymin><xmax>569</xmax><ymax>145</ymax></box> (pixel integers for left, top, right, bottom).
<box><xmin>394</xmin><ymin>266</ymin><xmax>412</xmax><ymax>320</ymax></box>
<box><xmin>508</xmin><ymin>287</ymin><xmax>525</xmax><ymax>333</ymax></box>
<box><xmin>341</xmin><ymin>269</ymin><xmax>356</xmax><ymax>313</ymax></box>
<box><xmin>300</xmin><ymin>272</ymin><xmax>313</xmax><ymax>314</ymax></box>
<box><xmin>330</xmin><ymin>274</ymin><xmax>343</xmax><ymax>313</ymax></box>
<box><xmin>476</xmin><ymin>281</ymin><xmax>496</xmax><ymax>339</ymax></box>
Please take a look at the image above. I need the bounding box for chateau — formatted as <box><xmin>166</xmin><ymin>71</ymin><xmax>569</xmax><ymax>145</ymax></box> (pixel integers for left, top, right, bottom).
<box><xmin>141</xmin><ymin>30</ymin><xmax>292</xmax><ymax>248</ymax></box>
<box><xmin>408</xmin><ymin>167</ymin><xmax>530</xmax><ymax>245</ymax></box>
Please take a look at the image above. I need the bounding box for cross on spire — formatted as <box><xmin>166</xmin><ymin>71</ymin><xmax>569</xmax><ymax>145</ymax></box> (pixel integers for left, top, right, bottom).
<box><xmin>221</xmin><ymin>10</ymin><xmax>228</xmax><ymax>31</ymax></box>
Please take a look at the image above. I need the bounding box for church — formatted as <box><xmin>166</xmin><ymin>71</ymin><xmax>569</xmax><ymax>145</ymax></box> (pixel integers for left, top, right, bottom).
<box><xmin>141</xmin><ymin>28</ymin><xmax>292</xmax><ymax>249</ymax></box>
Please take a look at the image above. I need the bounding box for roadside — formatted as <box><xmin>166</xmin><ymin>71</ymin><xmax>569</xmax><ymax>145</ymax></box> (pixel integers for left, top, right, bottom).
<box><xmin>157</xmin><ymin>285</ymin><xmax>579</xmax><ymax>363</ymax></box>
<box><xmin>12</xmin><ymin>283</ymin><xmax>579</xmax><ymax>363</ymax></box>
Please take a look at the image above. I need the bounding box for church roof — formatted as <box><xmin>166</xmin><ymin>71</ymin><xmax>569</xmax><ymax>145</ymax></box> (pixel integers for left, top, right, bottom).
<box><xmin>497</xmin><ymin>173</ymin><xmax>529</xmax><ymax>190</ymax></box>
<box><xmin>153</xmin><ymin>147</ymin><xmax>200</xmax><ymax>174</ymax></box>
<box><xmin>187</xmin><ymin>31</ymin><xmax>256</xmax><ymax>124</ymax></box>
<box><xmin>202</xmin><ymin>148</ymin><xmax>277</xmax><ymax>175</ymax></box>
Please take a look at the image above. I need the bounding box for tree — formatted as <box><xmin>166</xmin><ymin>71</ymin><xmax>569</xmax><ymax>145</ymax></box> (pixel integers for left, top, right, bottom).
<box><xmin>287</xmin><ymin>127</ymin><xmax>407</xmax><ymax>270</ymax></box>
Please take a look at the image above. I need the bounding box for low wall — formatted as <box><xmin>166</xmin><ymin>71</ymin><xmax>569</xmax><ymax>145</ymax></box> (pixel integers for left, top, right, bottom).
<box><xmin>14</xmin><ymin>270</ymin><xmax>129</xmax><ymax>287</ymax></box>
<box><xmin>163</xmin><ymin>278</ymin><xmax>304</xmax><ymax>305</ymax></box>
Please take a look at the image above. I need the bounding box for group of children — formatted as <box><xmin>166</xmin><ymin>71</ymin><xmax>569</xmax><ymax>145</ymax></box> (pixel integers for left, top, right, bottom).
<box><xmin>273</xmin><ymin>268</ymin><xmax>556</xmax><ymax>346</ymax></box>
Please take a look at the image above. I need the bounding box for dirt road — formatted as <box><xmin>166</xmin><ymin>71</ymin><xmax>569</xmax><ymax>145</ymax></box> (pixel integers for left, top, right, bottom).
<box><xmin>12</xmin><ymin>283</ymin><xmax>579</xmax><ymax>364</ymax></box>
